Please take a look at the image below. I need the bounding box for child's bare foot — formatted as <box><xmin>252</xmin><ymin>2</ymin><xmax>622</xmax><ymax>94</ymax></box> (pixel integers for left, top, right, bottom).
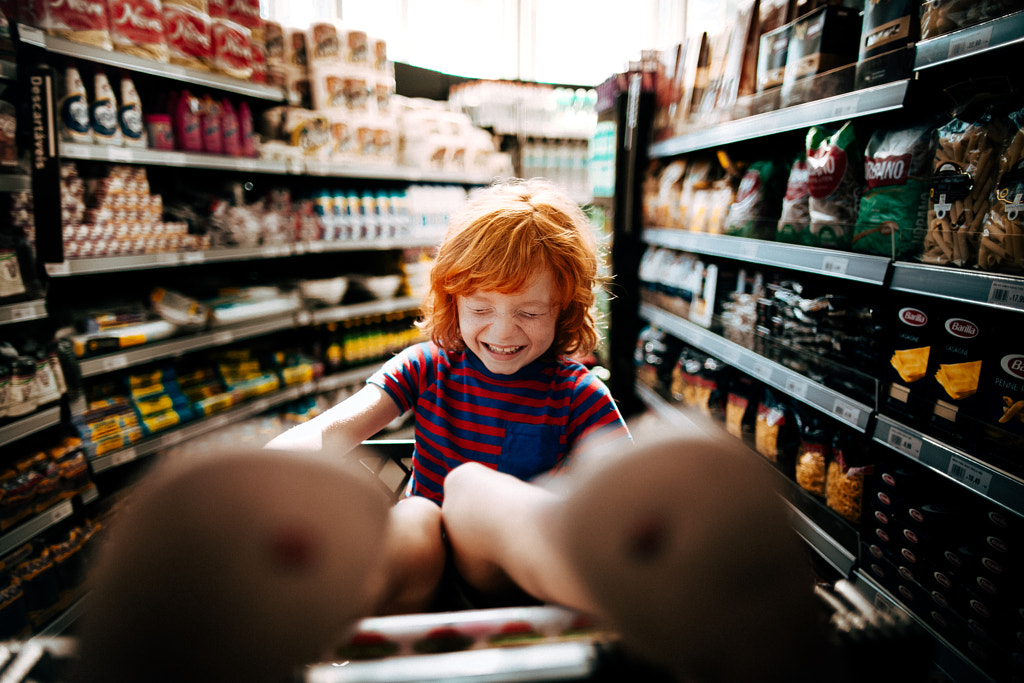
<box><xmin>559</xmin><ymin>417</ymin><xmax>819</xmax><ymax>683</ymax></box>
<box><xmin>73</xmin><ymin>448</ymin><xmax>391</xmax><ymax>683</ymax></box>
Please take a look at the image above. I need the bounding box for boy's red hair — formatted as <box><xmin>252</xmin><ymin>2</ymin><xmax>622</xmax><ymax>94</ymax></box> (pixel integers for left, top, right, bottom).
<box><xmin>419</xmin><ymin>178</ymin><xmax>603</xmax><ymax>357</ymax></box>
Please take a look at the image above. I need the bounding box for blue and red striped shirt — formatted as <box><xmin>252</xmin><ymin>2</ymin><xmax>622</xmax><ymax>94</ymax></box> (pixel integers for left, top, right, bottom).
<box><xmin>369</xmin><ymin>341</ymin><xmax>631</xmax><ymax>504</ymax></box>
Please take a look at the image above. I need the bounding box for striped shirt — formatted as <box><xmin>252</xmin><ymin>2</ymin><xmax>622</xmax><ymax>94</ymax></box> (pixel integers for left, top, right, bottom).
<box><xmin>369</xmin><ymin>341</ymin><xmax>631</xmax><ymax>504</ymax></box>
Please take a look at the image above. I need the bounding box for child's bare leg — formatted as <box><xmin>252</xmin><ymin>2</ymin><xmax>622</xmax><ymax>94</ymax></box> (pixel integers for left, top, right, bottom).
<box><xmin>441</xmin><ymin>462</ymin><xmax>602</xmax><ymax>615</ymax></box>
<box><xmin>376</xmin><ymin>496</ymin><xmax>446</xmax><ymax>614</ymax></box>
<box><xmin>559</xmin><ymin>418</ymin><xmax>818</xmax><ymax>683</ymax></box>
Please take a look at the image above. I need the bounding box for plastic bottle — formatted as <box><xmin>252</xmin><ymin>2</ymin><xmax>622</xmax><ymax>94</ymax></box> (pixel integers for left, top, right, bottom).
<box><xmin>118</xmin><ymin>74</ymin><xmax>147</xmax><ymax>148</ymax></box>
<box><xmin>59</xmin><ymin>64</ymin><xmax>91</xmax><ymax>144</ymax></box>
<box><xmin>173</xmin><ymin>90</ymin><xmax>203</xmax><ymax>152</ymax></box>
<box><xmin>90</xmin><ymin>68</ymin><xmax>122</xmax><ymax>145</ymax></box>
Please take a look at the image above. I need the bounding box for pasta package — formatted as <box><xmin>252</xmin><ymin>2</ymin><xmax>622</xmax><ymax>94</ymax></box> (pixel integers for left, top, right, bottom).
<box><xmin>776</xmin><ymin>154</ymin><xmax>811</xmax><ymax>243</ymax></box>
<box><xmin>210</xmin><ymin>17</ymin><xmax>252</xmax><ymax>79</ymax></box>
<box><xmin>979</xmin><ymin>105</ymin><xmax>1024</xmax><ymax>273</ymax></box>
<box><xmin>853</xmin><ymin>123</ymin><xmax>934</xmax><ymax>258</ymax></box>
<box><xmin>925</xmin><ymin>305</ymin><xmax>989</xmax><ymax>448</ymax></box>
<box><xmin>923</xmin><ymin>111</ymin><xmax>1006</xmax><ymax>268</ymax></box>
<box><xmin>163</xmin><ymin>1</ymin><xmax>212</xmax><ymax>70</ymax></box>
<box><xmin>44</xmin><ymin>0</ymin><xmax>113</xmax><ymax>50</ymax></box>
<box><xmin>806</xmin><ymin>121</ymin><xmax>863</xmax><ymax>249</ymax></box>
<box><xmin>107</xmin><ymin>0</ymin><xmax>168</xmax><ymax>62</ymax></box>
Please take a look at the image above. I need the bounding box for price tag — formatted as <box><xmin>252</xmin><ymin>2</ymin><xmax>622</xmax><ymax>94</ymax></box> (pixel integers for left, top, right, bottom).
<box><xmin>8</xmin><ymin>305</ymin><xmax>35</xmax><ymax>322</ymax></box>
<box><xmin>18</xmin><ymin>24</ymin><xmax>45</xmax><ymax>44</ymax></box>
<box><xmin>207</xmin><ymin>415</ymin><xmax>230</xmax><ymax>430</ymax></box>
<box><xmin>249</xmin><ymin>398</ymin><xmax>270</xmax><ymax>414</ymax></box>
<box><xmin>45</xmin><ymin>261</ymin><xmax>71</xmax><ymax>276</ymax></box>
<box><xmin>181</xmin><ymin>251</ymin><xmax>205</xmax><ymax>264</ymax></box>
<box><xmin>213</xmin><ymin>331</ymin><xmax>233</xmax><ymax>345</ymax></box>
<box><xmin>49</xmin><ymin>502</ymin><xmax>73</xmax><ymax>525</ymax></box>
<box><xmin>154</xmin><ymin>252</ymin><xmax>179</xmax><ymax>264</ymax></box>
<box><xmin>261</xmin><ymin>244</ymin><xmax>289</xmax><ymax>258</ymax></box>
<box><xmin>821</xmin><ymin>255</ymin><xmax>850</xmax><ymax>275</ymax></box>
<box><xmin>988</xmin><ymin>280</ymin><xmax>1024</xmax><ymax>310</ymax></box>
<box><xmin>101</xmin><ymin>354</ymin><xmax>129</xmax><ymax>372</ymax></box>
<box><xmin>829</xmin><ymin>95</ymin><xmax>860</xmax><ymax>119</ymax></box>
<box><xmin>737</xmin><ymin>241</ymin><xmax>758</xmax><ymax>260</ymax></box>
<box><xmin>948</xmin><ymin>26</ymin><xmax>993</xmax><ymax>59</ymax></box>
<box><xmin>111</xmin><ymin>447</ymin><xmax>138</xmax><ymax>468</ymax></box>
<box><xmin>236</xmin><ymin>159</ymin><xmax>257</xmax><ymax>171</ymax></box>
<box><xmin>886</xmin><ymin>425</ymin><xmax>922</xmax><ymax>459</ymax></box>
<box><xmin>299</xmin><ymin>381</ymin><xmax>316</xmax><ymax>395</ymax></box>
<box><xmin>832</xmin><ymin>398</ymin><xmax>862</xmax><ymax>425</ymax></box>
<box><xmin>164</xmin><ymin>152</ymin><xmax>188</xmax><ymax>166</ymax></box>
<box><xmin>108</xmin><ymin>146</ymin><xmax>133</xmax><ymax>162</ymax></box>
<box><xmin>947</xmin><ymin>456</ymin><xmax>992</xmax><ymax>495</ymax></box>
<box><xmin>784</xmin><ymin>376</ymin><xmax>808</xmax><ymax>400</ymax></box>
<box><xmin>752</xmin><ymin>363</ymin><xmax>773</xmax><ymax>381</ymax></box>
<box><xmin>296</xmin><ymin>310</ymin><xmax>312</xmax><ymax>327</ymax></box>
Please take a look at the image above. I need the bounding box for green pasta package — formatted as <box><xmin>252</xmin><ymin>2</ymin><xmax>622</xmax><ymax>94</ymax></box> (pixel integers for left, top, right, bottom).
<box><xmin>724</xmin><ymin>158</ymin><xmax>790</xmax><ymax>239</ymax></box>
<box><xmin>807</xmin><ymin>121</ymin><xmax>863</xmax><ymax>249</ymax></box>
<box><xmin>852</xmin><ymin>123</ymin><xmax>934</xmax><ymax>258</ymax></box>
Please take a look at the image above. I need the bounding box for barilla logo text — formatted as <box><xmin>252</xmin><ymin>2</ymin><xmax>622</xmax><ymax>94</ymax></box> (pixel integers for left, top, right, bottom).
<box><xmin>945</xmin><ymin>318</ymin><xmax>979</xmax><ymax>338</ymax></box>
<box><xmin>899</xmin><ymin>307</ymin><xmax>927</xmax><ymax>326</ymax></box>
<box><xmin>1001</xmin><ymin>355</ymin><xmax>1024</xmax><ymax>379</ymax></box>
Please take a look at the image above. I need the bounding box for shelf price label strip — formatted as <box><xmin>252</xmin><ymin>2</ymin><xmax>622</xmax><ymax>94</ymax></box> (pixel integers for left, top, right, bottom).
<box><xmin>640</xmin><ymin>303</ymin><xmax>873</xmax><ymax>432</ymax></box>
<box><xmin>873</xmin><ymin>415</ymin><xmax>1024</xmax><ymax>516</ymax></box>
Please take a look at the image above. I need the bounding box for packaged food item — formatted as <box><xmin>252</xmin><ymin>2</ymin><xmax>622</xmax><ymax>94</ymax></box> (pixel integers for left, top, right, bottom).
<box><xmin>163</xmin><ymin>2</ymin><xmax>212</xmax><ymax>70</ymax></box>
<box><xmin>714</xmin><ymin>0</ymin><xmax>760</xmax><ymax>117</ymax></box>
<box><xmin>806</xmin><ymin>121</ymin><xmax>862</xmax><ymax>249</ymax></box>
<box><xmin>238</xmin><ymin>101</ymin><xmax>257</xmax><ymax>157</ymax></box>
<box><xmin>920</xmin><ymin>0</ymin><xmax>1022</xmax><ymax>38</ymax></box>
<box><xmin>108</xmin><ymin>0</ymin><xmax>168</xmax><ymax>63</ymax></box>
<box><xmin>754</xmin><ymin>388</ymin><xmax>799</xmax><ymax>477</ymax></box>
<box><xmin>43</xmin><ymin>0</ymin><xmax>112</xmax><ymax>50</ymax></box>
<box><xmin>978</xmin><ymin>104</ymin><xmax>1024</xmax><ymax>273</ymax></box>
<box><xmin>776</xmin><ymin>153</ymin><xmax>811</xmax><ymax>243</ymax></box>
<box><xmin>725</xmin><ymin>375</ymin><xmax>759</xmax><ymax>440</ymax></box>
<box><xmin>59</xmin><ymin>64</ymin><xmax>92</xmax><ymax>144</ymax></box>
<box><xmin>89</xmin><ymin>69</ymin><xmax>122</xmax><ymax>145</ymax></box>
<box><xmin>854</xmin><ymin>0</ymin><xmax>918</xmax><ymax>89</ymax></box>
<box><xmin>826</xmin><ymin>430</ymin><xmax>871</xmax><ymax>524</ymax></box>
<box><xmin>724</xmin><ymin>158</ymin><xmax>789</xmax><ymax>239</ymax></box>
<box><xmin>756</xmin><ymin>23</ymin><xmax>790</xmax><ymax>96</ymax></box>
<box><xmin>795</xmin><ymin>416</ymin><xmax>829</xmax><ymax>498</ymax></box>
<box><xmin>221</xmin><ymin>99</ymin><xmax>240</xmax><ymax>156</ymax></box>
<box><xmin>118</xmin><ymin>74</ymin><xmax>147</xmax><ymax>147</ymax></box>
<box><xmin>925</xmin><ymin>305</ymin><xmax>989</xmax><ymax>448</ymax></box>
<box><xmin>923</xmin><ymin>110</ymin><xmax>1006</xmax><ymax>268</ymax></box>
<box><xmin>780</xmin><ymin>5</ymin><xmax>861</xmax><ymax>107</ymax></box>
<box><xmin>145</xmin><ymin>114</ymin><xmax>174</xmax><ymax>150</ymax></box>
<box><xmin>853</xmin><ymin>123</ymin><xmax>935</xmax><ymax>258</ymax></box>
<box><xmin>884</xmin><ymin>295</ymin><xmax>937</xmax><ymax>429</ymax></box>
<box><xmin>201</xmin><ymin>95</ymin><xmax>223</xmax><ymax>154</ymax></box>
<box><xmin>211</xmin><ymin>17</ymin><xmax>253</xmax><ymax>79</ymax></box>
<box><xmin>172</xmin><ymin>90</ymin><xmax>203</xmax><ymax>152</ymax></box>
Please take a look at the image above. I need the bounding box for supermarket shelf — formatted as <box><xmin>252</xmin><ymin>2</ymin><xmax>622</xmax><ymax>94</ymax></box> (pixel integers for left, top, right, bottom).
<box><xmin>0</xmin><ymin>405</ymin><xmax>62</xmax><ymax>450</ymax></box>
<box><xmin>0</xmin><ymin>59</ymin><xmax>15</xmax><ymax>80</ymax></box>
<box><xmin>914</xmin><ymin>9</ymin><xmax>1024</xmax><ymax>70</ymax></box>
<box><xmin>639</xmin><ymin>303</ymin><xmax>874</xmax><ymax>432</ymax></box>
<box><xmin>648</xmin><ymin>79</ymin><xmax>910</xmax><ymax>158</ymax></box>
<box><xmin>852</xmin><ymin>571</ymin><xmax>997</xmax><ymax>683</ymax></box>
<box><xmin>77</xmin><ymin>312</ymin><xmax>301</xmax><ymax>379</ymax></box>
<box><xmin>872</xmin><ymin>414</ymin><xmax>1024</xmax><ymax>518</ymax></box>
<box><xmin>0</xmin><ymin>499</ymin><xmax>74</xmax><ymax>558</ymax></box>
<box><xmin>60</xmin><ymin>142</ymin><xmax>290</xmax><ymax>174</ymax></box>
<box><xmin>643</xmin><ymin>228</ymin><xmax>892</xmax><ymax>285</ymax></box>
<box><xmin>890</xmin><ymin>262</ymin><xmax>1024</xmax><ymax>312</ymax></box>
<box><xmin>16</xmin><ymin>24</ymin><xmax>286</xmax><ymax>101</ymax></box>
<box><xmin>303</xmin><ymin>159</ymin><xmax>494</xmax><ymax>185</ymax></box>
<box><xmin>635</xmin><ymin>381</ymin><xmax>858</xmax><ymax>576</ymax></box>
<box><xmin>300</xmin><ymin>237</ymin><xmax>440</xmax><ymax>254</ymax></box>
<box><xmin>315</xmin><ymin>364</ymin><xmax>381</xmax><ymax>394</ymax></box>
<box><xmin>36</xmin><ymin>596</ymin><xmax>86</xmax><ymax>638</ymax></box>
<box><xmin>0</xmin><ymin>174</ymin><xmax>30</xmax><ymax>192</ymax></box>
<box><xmin>0</xmin><ymin>299</ymin><xmax>47</xmax><ymax>326</ymax></box>
<box><xmin>87</xmin><ymin>382</ymin><xmax>314</xmax><ymax>474</ymax></box>
<box><xmin>310</xmin><ymin>296</ymin><xmax>422</xmax><ymax>325</ymax></box>
<box><xmin>45</xmin><ymin>245</ymin><xmax>294</xmax><ymax>276</ymax></box>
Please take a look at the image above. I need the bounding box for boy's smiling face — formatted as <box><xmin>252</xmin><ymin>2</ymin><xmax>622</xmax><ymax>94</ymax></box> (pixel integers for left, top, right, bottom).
<box><xmin>457</xmin><ymin>266</ymin><xmax>559</xmax><ymax>375</ymax></box>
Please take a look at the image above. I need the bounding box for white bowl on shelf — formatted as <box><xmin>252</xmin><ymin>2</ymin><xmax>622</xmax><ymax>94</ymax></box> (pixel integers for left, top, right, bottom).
<box><xmin>298</xmin><ymin>277</ymin><xmax>349</xmax><ymax>306</ymax></box>
<box><xmin>359</xmin><ymin>274</ymin><xmax>403</xmax><ymax>300</ymax></box>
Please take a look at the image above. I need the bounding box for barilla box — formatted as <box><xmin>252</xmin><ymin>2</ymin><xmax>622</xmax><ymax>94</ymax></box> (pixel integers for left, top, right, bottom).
<box><xmin>975</xmin><ymin>320</ymin><xmax>1024</xmax><ymax>479</ymax></box>
<box><xmin>884</xmin><ymin>295</ymin><xmax>937</xmax><ymax>428</ymax></box>
<box><xmin>925</xmin><ymin>305</ymin><xmax>988</xmax><ymax>448</ymax></box>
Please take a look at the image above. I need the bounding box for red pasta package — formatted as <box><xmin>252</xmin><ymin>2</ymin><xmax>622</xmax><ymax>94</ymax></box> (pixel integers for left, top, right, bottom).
<box><xmin>162</xmin><ymin>1</ymin><xmax>211</xmax><ymax>70</ymax></box>
<box><xmin>211</xmin><ymin>17</ymin><xmax>252</xmax><ymax>79</ymax></box>
<box><xmin>44</xmin><ymin>0</ymin><xmax>113</xmax><ymax>50</ymax></box>
<box><xmin>107</xmin><ymin>0</ymin><xmax>168</xmax><ymax>63</ymax></box>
